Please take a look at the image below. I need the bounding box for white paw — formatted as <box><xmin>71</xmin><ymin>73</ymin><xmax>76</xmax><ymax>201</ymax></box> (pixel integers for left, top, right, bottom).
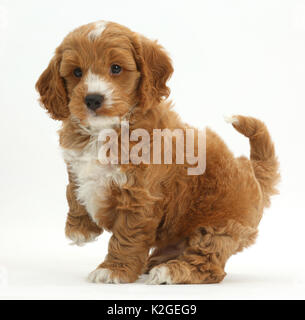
<box><xmin>146</xmin><ymin>266</ymin><xmax>173</xmax><ymax>285</ymax></box>
<box><xmin>88</xmin><ymin>268</ymin><xmax>121</xmax><ymax>284</ymax></box>
<box><xmin>68</xmin><ymin>231</ymin><xmax>99</xmax><ymax>246</ymax></box>
<box><xmin>224</xmin><ymin>115</ymin><xmax>239</xmax><ymax>125</ymax></box>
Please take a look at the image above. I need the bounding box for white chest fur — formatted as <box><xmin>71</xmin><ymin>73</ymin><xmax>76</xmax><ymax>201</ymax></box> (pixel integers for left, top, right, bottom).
<box><xmin>62</xmin><ymin>136</ymin><xmax>127</xmax><ymax>224</ymax></box>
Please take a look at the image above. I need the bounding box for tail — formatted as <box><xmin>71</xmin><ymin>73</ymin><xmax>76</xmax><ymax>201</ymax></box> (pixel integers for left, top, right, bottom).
<box><xmin>225</xmin><ymin>115</ymin><xmax>280</xmax><ymax>207</ymax></box>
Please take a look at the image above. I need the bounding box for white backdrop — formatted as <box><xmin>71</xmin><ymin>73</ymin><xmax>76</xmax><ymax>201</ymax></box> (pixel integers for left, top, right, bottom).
<box><xmin>0</xmin><ymin>0</ymin><xmax>305</xmax><ymax>299</ymax></box>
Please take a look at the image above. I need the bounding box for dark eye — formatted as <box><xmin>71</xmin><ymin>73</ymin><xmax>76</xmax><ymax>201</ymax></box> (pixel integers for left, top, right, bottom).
<box><xmin>110</xmin><ymin>64</ymin><xmax>122</xmax><ymax>75</ymax></box>
<box><xmin>73</xmin><ymin>67</ymin><xmax>82</xmax><ymax>78</ymax></box>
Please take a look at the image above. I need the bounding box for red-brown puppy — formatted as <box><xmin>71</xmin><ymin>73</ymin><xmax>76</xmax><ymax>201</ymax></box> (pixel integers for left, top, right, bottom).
<box><xmin>36</xmin><ymin>21</ymin><xmax>280</xmax><ymax>284</ymax></box>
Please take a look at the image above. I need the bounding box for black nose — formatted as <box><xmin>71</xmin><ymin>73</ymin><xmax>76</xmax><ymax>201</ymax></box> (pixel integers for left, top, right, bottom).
<box><xmin>85</xmin><ymin>94</ymin><xmax>104</xmax><ymax>111</ymax></box>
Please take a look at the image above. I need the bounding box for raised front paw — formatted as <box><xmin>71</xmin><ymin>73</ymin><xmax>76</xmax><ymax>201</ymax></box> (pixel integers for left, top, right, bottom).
<box><xmin>65</xmin><ymin>214</ymin><xmax>103</xmax><ymax>246</ymax></box>
<box><xmin>67</xmin><ymin>228</ymin><xmax>101</xmax><ymax>246</ymax></box>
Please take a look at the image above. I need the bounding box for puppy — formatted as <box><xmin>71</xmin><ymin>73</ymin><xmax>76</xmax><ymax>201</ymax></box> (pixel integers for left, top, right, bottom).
<box><xmin>36</xmin><ymin>21</ymin><xmax>280</xmax><ymax>284</ymax></box>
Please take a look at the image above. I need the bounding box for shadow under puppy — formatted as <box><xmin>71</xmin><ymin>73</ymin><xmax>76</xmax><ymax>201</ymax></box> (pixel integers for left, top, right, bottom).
<box><xmin>36</xmin><ymin>21</ymin><xmax>280</xmax><ymax>284</ymax></box>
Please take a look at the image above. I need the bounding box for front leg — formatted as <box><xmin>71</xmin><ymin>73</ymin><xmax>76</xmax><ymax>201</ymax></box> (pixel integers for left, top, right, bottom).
<box><xmin>65</xmin><ymin>171</ymin><xmax>103</xmax><ymax>246</ymax></box>
<box><xmin>88</xmin><ymin>211</ymin><xmax>157</xmax><ymax>283</ymax></box>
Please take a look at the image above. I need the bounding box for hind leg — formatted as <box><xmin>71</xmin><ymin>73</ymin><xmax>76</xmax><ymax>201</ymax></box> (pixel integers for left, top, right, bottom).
<box><xmin>144</xmin><ymin>240</ymin><xmax>186</xmax><ymax>274</ymax></box>
<box><xmin>146</xmin><ymin>221</ymin><xmax>257</xmax><ymax>284</ymax></box>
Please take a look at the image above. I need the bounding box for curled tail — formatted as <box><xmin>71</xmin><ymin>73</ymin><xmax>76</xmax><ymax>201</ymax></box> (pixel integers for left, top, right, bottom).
<box><xmin>225</xmin><ymin>115</ymin><xmax>280</xmax><ymax>207</ymax></box>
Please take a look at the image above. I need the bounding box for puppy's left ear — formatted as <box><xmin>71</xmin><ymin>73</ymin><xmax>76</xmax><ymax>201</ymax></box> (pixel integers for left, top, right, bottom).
<box><xmin>134</xmin><ymin>35</ymin><xmax>173</xmax><ymax>111</ymax></box>
<box><xmin>36</xmin><ymin>52</ymin><xmax>70</xmax><ymax>120</ymax></box>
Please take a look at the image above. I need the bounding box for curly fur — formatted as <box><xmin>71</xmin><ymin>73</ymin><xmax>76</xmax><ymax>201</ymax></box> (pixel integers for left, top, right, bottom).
<box><xmin>36</xmin><ymin>21</ymin><xmax>280</xmax><ymax>284</ymax></box>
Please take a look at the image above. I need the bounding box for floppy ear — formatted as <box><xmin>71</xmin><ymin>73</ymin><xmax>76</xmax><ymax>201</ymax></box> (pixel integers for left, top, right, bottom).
<box><xmin>134</xmin><ymin>35</ymin><xmax>173</xmax><ymax>111</ymax></box>
<box><xmin>35</xmin><ymin>53</ymin><xmax>70</xmax><ymax>120</ymax></box>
